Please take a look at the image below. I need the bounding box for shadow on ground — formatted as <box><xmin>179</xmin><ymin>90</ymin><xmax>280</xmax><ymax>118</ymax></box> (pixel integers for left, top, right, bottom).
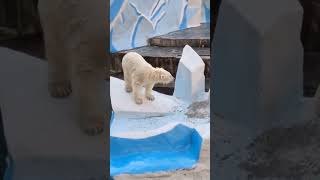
<box><xmin>239</xmin><ymin>117</ymin><xmax>320</xmax><ymax>179</ymax></box>
<box><xmin>0</xmin><ymin>34</ymin><xmax>45</xmax><ymax>59</ymax></box>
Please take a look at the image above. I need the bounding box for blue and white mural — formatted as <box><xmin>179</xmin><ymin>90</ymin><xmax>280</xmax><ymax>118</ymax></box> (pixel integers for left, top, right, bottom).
<box><xmin>110</xmin><ymin>0</ymin><xmax>210</xmax><ymax>52</ymax></box>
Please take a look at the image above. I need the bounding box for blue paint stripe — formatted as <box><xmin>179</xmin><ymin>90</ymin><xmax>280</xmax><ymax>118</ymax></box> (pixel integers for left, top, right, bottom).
<box><xmin>130</xmin><ymin>3</ymin><xmax>141</xmax><ymax>16</ymax></box>
<box><xmin>110</xmin><ymin>29</ymin><xmax>118</xmax><ymax>53</ymax></box>
<box><xmin>204</xmin><ymin>3</ymin><xmax>210</xmax><ymax>23</ymax></box>
<box><xmin>131</xmin><ymin>16</ymin><xmax>144</xmax><ymax>48</ymax></box>
<box><xmin>110</xmin><ymin>0</ymin><xmax>125</xmax><ymax>22</ymax></box>
<box><xmin>151</xmin><ymin>2</ymin><xmax>166</xmax><ymax>21</ymax></box>
<box><xmin>179</xmin><ymin>3</ymin><xmax>188</xmax><ymax>29</ymax></box>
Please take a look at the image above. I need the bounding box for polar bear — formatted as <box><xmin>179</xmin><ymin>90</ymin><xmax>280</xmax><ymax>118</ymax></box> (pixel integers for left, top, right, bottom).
<box><xmin>122</xmin><ymin>52</ymin><xmax>174</xmax><ymax>104</ymax></box>
<box><xmin>38</xmin><ymin>0</ymin><xmax>108</xmax><ymax>136</ymax></box>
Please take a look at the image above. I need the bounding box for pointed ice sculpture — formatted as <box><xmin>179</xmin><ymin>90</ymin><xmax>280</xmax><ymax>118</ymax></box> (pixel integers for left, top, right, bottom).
<box><xmin>173</xmin><ymin>45</ymin><xmax>205</xmax><ymax>103</ymax></box>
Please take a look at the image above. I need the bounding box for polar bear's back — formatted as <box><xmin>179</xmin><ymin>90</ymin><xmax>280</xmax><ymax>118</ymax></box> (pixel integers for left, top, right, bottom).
<box><xmin>122</xmin><ymin>52</ymin><xmax>152</xmax><ymax>74</ymax></box>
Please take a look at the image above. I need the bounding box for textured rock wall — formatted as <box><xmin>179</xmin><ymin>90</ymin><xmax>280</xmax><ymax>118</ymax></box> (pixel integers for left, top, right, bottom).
<box><xmin>110</xmin><ymin>0</ymin><xmax>210</xmax><ymax>52</ymax></box>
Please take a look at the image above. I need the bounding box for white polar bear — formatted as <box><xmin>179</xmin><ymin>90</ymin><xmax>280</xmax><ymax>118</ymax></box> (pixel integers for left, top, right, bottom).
<box><xmin>122</xmin><ymin>52</ymin><xmax>174</xmax><ymax>104</ymax></box>
<box><xmin>38</xmin><ymin>0</ymin><xmax>108</xmax><ymax>136</ymax></box>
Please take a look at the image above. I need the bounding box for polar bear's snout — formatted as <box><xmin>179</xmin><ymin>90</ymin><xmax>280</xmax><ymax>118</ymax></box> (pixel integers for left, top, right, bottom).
<box><xmin>156</xmin><ymin>68</ymin><xmax>175</xmax><ymax>84</ymax></box>
<box><xmin>164</xmin><ymin>73</ymin><xmax>175</xmax><ymax>84</ymax></box>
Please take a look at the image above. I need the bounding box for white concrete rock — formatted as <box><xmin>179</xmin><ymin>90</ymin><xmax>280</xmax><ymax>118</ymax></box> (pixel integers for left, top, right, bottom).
<box><xmin>173</xmin><ymin>45</ymin><xmax>205</xmax><ymax>104</ymax></box>
<box><xmin>110</xmin><ymin>77</ymin><xmax>179</xmax><ymax>118</ymax></box>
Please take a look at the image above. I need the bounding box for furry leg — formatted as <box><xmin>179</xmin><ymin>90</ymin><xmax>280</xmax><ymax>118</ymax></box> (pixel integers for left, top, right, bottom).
<box><xmin>38</xmin><ymin>3</ymin><xmax>71</xmax><ymax>98</ymax></box>
<box><xmin>123</xmin><ymin>70</ymin><xmax>132</xmax><ymax>92</ymax></box>
<box><xmin>70</xmin><ymin>9</ymin><xmax>108</xmax><ymax>136</ymax></box>
<box><xmin>145</xmin><ymin>83</ymin><xmax>155</xmax><ymax>101</ymax></box>
<box><xmin>132</xmin><ymin>79</ymin><xmax>143</xmax><ymax>104</ymax></box>
<box><xmin>73</xmin><ymin>66</ymin><xmax>106</xmax><ymax>136</ymax></box>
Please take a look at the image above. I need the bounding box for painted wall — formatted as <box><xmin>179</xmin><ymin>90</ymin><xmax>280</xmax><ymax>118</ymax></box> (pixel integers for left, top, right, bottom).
<box><xmin>110</xmin><ymin>0</ymin><xmax>210</xmax><ymax>52</ymax></box>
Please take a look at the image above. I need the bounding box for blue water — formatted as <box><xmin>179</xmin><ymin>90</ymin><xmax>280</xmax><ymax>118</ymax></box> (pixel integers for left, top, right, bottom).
<box><xmin>110</xmin><ymin>123</ymin><xmax>202</xmax><ymax>176</ymax></box>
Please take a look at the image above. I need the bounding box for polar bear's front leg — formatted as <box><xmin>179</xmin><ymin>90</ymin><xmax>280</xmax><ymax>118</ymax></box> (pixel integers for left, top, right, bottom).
<box><xmin>132</xmin><ymin>76</ymin><xmax>143</xmax><ymax>104</ymax></box>
<box><xmin>71</xmin><ymin>20</ymin><xmax>107</xmax><ymax>136</ymax></box>
<box><xmin>38</xmin><ymin>2</ymin><xmax>72</xmax><ymax>98</ymax></box>
<box><xmin>145</xmin><ymin>83</ymin><xmax>155</xmax><ymax>101</ymax></box>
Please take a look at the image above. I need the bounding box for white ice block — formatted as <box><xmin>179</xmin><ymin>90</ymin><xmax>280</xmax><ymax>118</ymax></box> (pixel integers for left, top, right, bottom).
<box><xmin>173</xmin><ymin>45</ymin><xmax>205</xmax><ymax>103</ymax></box>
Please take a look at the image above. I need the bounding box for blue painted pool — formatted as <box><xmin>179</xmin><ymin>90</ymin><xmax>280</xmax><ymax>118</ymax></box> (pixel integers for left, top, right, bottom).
<box><xmin>110</xmin><ymin>121</ymin><xmax>202</xmax><ymax>176</ymax></box>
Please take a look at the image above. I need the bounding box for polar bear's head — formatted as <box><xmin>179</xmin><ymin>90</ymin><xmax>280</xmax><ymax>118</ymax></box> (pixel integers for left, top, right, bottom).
<box><xmin>152</xmin><ymin>68</ymin><xmax>175</xmax><ymax>84</ymax></box>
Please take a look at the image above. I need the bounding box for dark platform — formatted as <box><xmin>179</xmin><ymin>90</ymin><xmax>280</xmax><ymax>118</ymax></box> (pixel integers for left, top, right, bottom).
<box><xmin>149</xmin><ymin>23</ymin><xmax>210</xmax><ymax>48</ymax></box>
<box><xmin>111</xmin><ymin>46</ymin><xmax>210</xmax><ymax>78</ymax></box>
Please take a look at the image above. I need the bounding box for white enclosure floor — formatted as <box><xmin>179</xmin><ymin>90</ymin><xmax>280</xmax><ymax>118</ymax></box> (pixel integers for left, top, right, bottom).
<box><xmin>0</xmin><ymin>48</ymin><xmax>106</xmax><ymax>180</ymax></box>
<box><xmin>110</xmin><ymin>77</ymin><xmax>210</xmax><ymax>140</ymax></box>
<box><xmin>111</xmin><ymin>77</ymin><xmax>179</xmax><ymax>118</ymax></box>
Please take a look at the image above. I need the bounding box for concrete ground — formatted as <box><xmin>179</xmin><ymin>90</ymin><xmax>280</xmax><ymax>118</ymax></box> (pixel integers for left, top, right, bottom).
<box><xmin>213</xmin><ymin>98</ymin><xmax>320</xmax><ymax>180</ymax></box>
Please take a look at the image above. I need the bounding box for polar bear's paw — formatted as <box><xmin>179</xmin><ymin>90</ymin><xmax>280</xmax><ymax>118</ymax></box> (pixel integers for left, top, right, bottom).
<box><xmin>81</xmin><ymin>119</ymin><xmax>104</xmax><ymax>136</ymax></box>
<box><xmin>135</xmin><ymin>96</ymin><xmax>143</xmax><ymax>104</ymax></box>
<box><xmin>48</xmin><ymin>80</ymin><xmax>72</xmax><ymax>98</ymax></box>
<box><xmin>125</xmin><ymin>85</ymin><xmax>132</xmax><ymax>93</ymax></box>
<box><xmin>146</xmin><ymin>94</ymin><xmax>155</xmax><ymax>101</ymax></box>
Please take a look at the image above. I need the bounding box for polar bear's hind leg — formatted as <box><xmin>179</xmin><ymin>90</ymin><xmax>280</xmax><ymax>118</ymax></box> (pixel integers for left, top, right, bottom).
<box><xmin>123</xmin><ymin>70</ymin><xmax>132</xmax><ymax>92</ymax></box>
<box><xmin>132</xmin><ymin>77</ymin><xmax>143</xmax><ymax>104</ymax></box>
